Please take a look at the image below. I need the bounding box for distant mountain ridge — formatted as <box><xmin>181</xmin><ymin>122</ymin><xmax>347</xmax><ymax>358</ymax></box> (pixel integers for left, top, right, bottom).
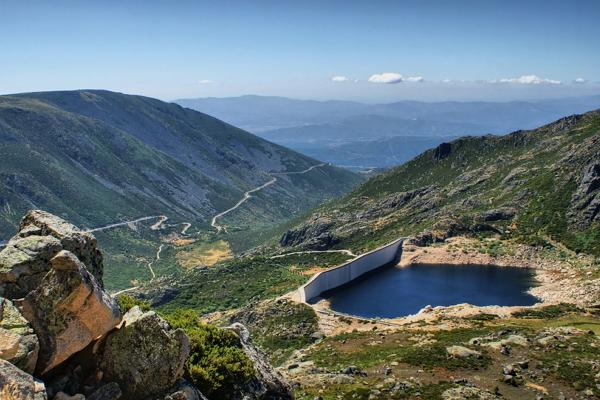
<box><xmin>0</xmin><ymin>90</ymin><xmax>360</xmax><ymax>238</ymax></box>
<box><xmin>176</xmin><ymin>95</ymin><xmax>600</xmax><ymax>169</ymax></box>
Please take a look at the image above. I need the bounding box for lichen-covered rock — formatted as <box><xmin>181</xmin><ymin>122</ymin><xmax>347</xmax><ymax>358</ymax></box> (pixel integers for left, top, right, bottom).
<box><xmin>0</xmin><ymin>297</ymin><xmax>39</xmax><ymax>374</ymax></box>
<box><xmin>0</xmin><ymin>358</ymin><xmax>47</xmax><ymax>400</ymax></box>
<box><xmin>228</xmin><ymin>323</ymin><xmax>294</xmax><ymax>400</ymax></box>
<box><xmin>442</xmin><ymin>385</ymin><xmax>501</xmax><ymax>399</ymax></box>
<box><xmin>20</xmin><ymin>250</ymin><xmax>121</xmax><ymax>375</ymax></box>
<box><xmin>0</xmin><ymin>235</ymin><xmax>62</xmax><ymax>299</ymax></box>
<box><xmin>19</xmin><ymin>210</ymin><xmax>105</xmax><ymax>285</ymax></box>
<box><xmin>0</xmin><ymin>210</ymin><xmax>105</xmax><ymax>299</ymax></box>
<box><xmin>446</xmin><ymin>345</ymin><xmax>481</xmax><ymax>358</ymax></box>
<box><xmin>100</xmin><ymin>306</ymin><xmax>189</xmax><ymax>399</ymax></box>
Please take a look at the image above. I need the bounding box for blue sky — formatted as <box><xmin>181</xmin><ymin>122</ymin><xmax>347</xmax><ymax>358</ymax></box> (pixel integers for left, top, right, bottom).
<box><xmin>1</xmin><ymin>0</ymin><xmax>599</xmax><ymax>102</ymax></box>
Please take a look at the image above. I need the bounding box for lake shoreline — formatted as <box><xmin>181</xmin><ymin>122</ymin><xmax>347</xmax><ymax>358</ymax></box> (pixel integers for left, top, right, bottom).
<box><xmin>287</xmin><ymin>236</ymin><xmax>600</xmax><ymax>336</ymax></box>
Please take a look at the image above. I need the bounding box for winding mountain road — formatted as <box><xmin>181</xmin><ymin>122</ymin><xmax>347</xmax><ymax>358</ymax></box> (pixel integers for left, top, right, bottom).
<box><xmin>211</xmin><ymin>163</ymin><xmax>327</xmax><ymax>233</ymax></box>
<box><xmin>85</xmin><ymin>215</ymin><xmax>164</xmax><ymax>233</ymax></box>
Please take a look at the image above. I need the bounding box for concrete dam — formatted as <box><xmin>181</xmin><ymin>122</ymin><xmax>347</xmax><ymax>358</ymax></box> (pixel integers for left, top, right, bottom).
<box><xmin>298</xmin><ymin>238</ymin><xmax>404</xmax><ymax>302</ymax></box>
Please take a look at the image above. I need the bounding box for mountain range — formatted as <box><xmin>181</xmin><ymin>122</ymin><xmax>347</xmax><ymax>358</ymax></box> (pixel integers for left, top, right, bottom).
<box><xmin>177</xmin><ymin>95</ymin><xmax>600</xmax><ymax>169</ymax></box>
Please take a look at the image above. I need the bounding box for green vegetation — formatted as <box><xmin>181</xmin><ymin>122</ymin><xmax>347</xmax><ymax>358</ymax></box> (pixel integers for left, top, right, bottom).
<box><xmin>230</xmin><ymin>299</ymin><xmax>320</xmax><ymax>365</ymax></box>
<box><xmin>164</xmin><ymin>309</ymin><xmax>255</xmax><ymax>399</ymax></box>
<box><xmin>512</xmin><ymin>303</ymin><xmax>583</xmax><ymax>319</ymax></box>
<box><xmin>309</xmin><ymin>328</ymin><xmax>493</xmax><ymax>372</ymax></box>
<box><xmin>158</xmin><ymin>252</ymin><xmax>352</xmax><ymax>314</ymax></box>
<box><xmin>116</xmin><ymin>294</ymin><xmax>151</xmax><ymax>313</ymax></box>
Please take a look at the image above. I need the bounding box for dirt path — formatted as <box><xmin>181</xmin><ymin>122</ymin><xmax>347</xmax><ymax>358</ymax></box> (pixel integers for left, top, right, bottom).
<box><xmin>110</xmin><ymin>243</ymin><xmax>164</xmax><ymax>297</ymax></box>
<box><xmin>270</xmin><ymin>249</ymin><xmax>356</xmax><ymax>259</ymax></box>
<box><xmin>146</xmin><ymin>244</ymin><xmax>163</xmax><ymax>279</ymax></box>
<box><xmin>211</xmin><ymin>163</ymin><xmax>327</xmax><ymax>233</ymax></box>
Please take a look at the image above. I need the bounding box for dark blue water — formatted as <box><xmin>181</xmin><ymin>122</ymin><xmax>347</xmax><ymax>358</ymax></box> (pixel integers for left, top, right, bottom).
<box><xmin>324</xmin><ymin>264</ymin><xmax>539</xmax><ymax>318</ymax></box>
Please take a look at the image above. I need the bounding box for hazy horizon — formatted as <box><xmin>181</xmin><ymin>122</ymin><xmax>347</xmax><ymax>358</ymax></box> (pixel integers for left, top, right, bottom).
<box><xmin>1</xmin><ymin>0</ymin><xmax>599</xmax><ymax>102</ymax></box>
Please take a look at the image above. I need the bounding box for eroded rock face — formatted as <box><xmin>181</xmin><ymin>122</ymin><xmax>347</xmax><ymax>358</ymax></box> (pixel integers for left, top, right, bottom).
<box><xmin>228</xmin><ymin>323</ymin><xmax>294</xmax><ymax>400</ymax></box>
<box><xmin>0</xmin><ymin>358</ymin><xmax>47</xmax><ymax>400</ymax></box>
<box><xmin>569</xmin><ymin>161</ymin><xmax>600</xmax><ymax>228</ymax></box>
<box><xmin>0</xmin><ymin>297</ymin><xmax>39</xmax><ymax>374</ymax></box>
<box><xmin>100</xmin><ymin>306</ymin><xmax>189</xmax><ymax>399</ymax></box>
<box><xmin>20</xmin><ymin>250</ymin><xmax>121</xmax><ymax>375</ymax></box>
<box><xmin>280</xmin><ymin>217</ymin><xmax>339</xmax><ymax>250</ymax></box>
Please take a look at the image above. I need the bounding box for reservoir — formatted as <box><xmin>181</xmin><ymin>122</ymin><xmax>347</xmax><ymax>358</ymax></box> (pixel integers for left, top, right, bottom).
<box><xmin>323</xmin><ymin>263</ymin><xmax>539</xmax><ymax>318</ymax></box>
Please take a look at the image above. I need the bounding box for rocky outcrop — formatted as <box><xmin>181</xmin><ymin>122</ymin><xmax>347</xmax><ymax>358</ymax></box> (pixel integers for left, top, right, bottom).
<box><xmin>0</xmin><ymin>210</ymin><xmax>104</xmax><ymax>298</ymax></box>
<box><xmin>569</xmin><ymin>161</ymin><xmax>600</xmax><ymax>228</ymax></box>
<box><xmin>19</xmin><ymin>250</ymin><xmax>121</xmax><ymax>375</ymax></box>
<box><xmin>228</xmin><ymin>323</ymin><xmax>294</xmax><ymax>400</ymax></box>
<box><xmin>0</xmin><ymin>358</ymin><xmax>47</xmax><ymax>400</ymax></box>
<box><xmin>0</xmin><ymin>210</ymin><xmax>292</xmax><ymax>400</ymax></box>
<box><xmin>433</xmin><ymin>142</ymin><xmax>452</xmax><ymax>160</ymax></box>
<box><xmin>481</xmin><ymin>208</ymin><xmax>516</xmax><ymax>222</ymax></box>
<box><xmin>19</xmin><ymin>210</ymin><xmax>104</xmax><ymax>285</ymax></box>
<box><xmin>280</xmin><ymin>217</ymin><xmax>339</xmax><ymax>250</ymax></box>
<box><xmin>100</xmin><ymin>306</ymin><xmax>189</xmax><ymax>399</ymax></box>
<box><xmin>0</xmin><ymin>297</ymin><xmax>39</xmax><ymax>374</ymax></box>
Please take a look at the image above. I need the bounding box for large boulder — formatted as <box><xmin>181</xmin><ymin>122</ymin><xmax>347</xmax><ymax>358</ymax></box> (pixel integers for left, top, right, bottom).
<box><xmin>0</xmin><ymin>297</ymin><xmax>39</xmax><ymax>374</ymax></box>
<box><xmin>0</xmin><ymin>210</ymin><xmax>105</xmax><ymax>298</ymax></box>
<box><xmin>19</xmin><ymin>210</ymin><xmax>104</xmax><ymax>286</ymax></box>
<box><xmin>99</xmin><ymin>306</ymin><xmax>189</xmax><ymax>399</ymax></box>
<box><xmin>228</xmin><ymin>323</ymin><xmax>294</xmax><ymax>400</ymax></box>
<box><xmin>0</xmin><ymin>235</ymin><xmax>62</xmax><ymax>299</ymax></box>
<box><xmin>19</xmin><ymin>250</ymin><xmax>121</xmax><ymax>375</ymax></box>
<box><xmin>0</xmin><ymin>358</ymin><xmax>47</xmax><ymax>400</ymax></box>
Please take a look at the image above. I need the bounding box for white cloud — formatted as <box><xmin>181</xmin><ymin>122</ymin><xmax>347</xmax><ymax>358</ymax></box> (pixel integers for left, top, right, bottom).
<box><xmin>331</xmin><ymin>75</ymin><xmax>350</xmax><ymax>82</ymax></box>
<box><xmin>573</xmin><ymin>77</ymin><xmax>588</xmax><ymax>84</ymax></box>
<box><xmin>368</xmin><ymin>72</ymin><xmax>424</xmax><ymax>84</ymax></box>
<box><xmin>198</xmin><ymin>79</ymin><xmax>213</xmax><ymax>84</ymax></box>
<box><xmin>491</xmin><ymin>75</ymin><xmax>561</xmax><ymax>85</ymax></box>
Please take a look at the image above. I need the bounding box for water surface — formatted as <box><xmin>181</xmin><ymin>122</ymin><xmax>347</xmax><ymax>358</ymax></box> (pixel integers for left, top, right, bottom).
<box><xmin>324</xmin><ymin>264</ymin><xmax>538</xmax><ymax>318</ymax></box>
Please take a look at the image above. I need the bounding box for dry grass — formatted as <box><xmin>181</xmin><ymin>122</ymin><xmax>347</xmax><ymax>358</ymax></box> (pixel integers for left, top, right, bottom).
<box><xmin>176</xmin><ymin>240</ymin><xmax>233</xmax><ymax>268</ymax></box>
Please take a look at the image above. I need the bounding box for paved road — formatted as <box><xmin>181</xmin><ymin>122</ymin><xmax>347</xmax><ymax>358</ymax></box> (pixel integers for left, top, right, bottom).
<box><xmin>180</xmin><ymin>222</ymin><xmax>192</xmax><ymax>235</ymax></box>
<box><xmin>211</xmin><ymin>178</ymin><xmax>277</xmax><ymax>233</ymax></box>
<box><xmin>150</xmin><ymin>215</ymin><xmax>168</xmax><ymax>230</ymax></box>
<box><xmin>211</xmin><ymin>163</ymin><xmax>327</xmax><ymax>233</ymax></box>
<box><xmin>85</xmin><ymin>215</ymin><xmax>164</xmax><ymax>233</ymax></box>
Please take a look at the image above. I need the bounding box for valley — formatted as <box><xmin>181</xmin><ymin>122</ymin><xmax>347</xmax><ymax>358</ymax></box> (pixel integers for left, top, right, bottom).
<box><xmin>2</xmin><ymin>3</ymin><xmax>599</xmax><ymax>400</ymax></box>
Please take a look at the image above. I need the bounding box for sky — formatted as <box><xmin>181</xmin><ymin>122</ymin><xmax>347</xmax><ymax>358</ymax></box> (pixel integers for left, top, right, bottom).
<box><xmin>1</xmin><ymin>0</ymin><xmax>600</xmax><ymax>102</ymax></box>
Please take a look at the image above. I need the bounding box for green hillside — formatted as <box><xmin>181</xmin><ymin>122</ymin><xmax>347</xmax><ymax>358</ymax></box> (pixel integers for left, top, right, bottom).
<box><xmin>0</xmin><ymin>90</ymin><xmax>360</xmax><ymax>238</ymax></box>
<box><xmin>276</xmin><ymin>111</ymin><xmax>600</xmax><ymax>256</ymax></box>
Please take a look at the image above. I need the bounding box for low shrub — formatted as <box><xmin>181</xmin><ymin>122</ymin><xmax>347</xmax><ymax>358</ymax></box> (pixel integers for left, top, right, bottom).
<box><xmin>164</xmin><ymin>309</ymin><xmax>254</xmax><ymax>398</ymax></box>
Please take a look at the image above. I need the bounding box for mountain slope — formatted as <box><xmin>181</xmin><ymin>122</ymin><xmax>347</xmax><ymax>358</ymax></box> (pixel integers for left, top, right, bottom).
<box><xmin>0</xmin><ymin>90</ymin><xmax>360</xmax><ymax>239</ymax></box>
<box><xmin>276</xmin><ymin>110</ymin><xmax>600</xmax><ymax>256</ymax></box>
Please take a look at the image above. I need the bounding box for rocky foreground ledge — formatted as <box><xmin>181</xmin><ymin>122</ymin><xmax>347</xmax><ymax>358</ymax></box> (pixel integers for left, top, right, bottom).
<box><xmin>0</xmin><ymin>210</ymin><xmax>293</xmax><ymax>400</ymax></box>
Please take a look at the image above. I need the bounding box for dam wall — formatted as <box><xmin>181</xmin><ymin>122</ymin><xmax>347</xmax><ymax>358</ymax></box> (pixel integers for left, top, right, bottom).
<box><xmin>299</xmin><ymin>238</ymin><xmax>404</xmax><ymax>302</ymax></box>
